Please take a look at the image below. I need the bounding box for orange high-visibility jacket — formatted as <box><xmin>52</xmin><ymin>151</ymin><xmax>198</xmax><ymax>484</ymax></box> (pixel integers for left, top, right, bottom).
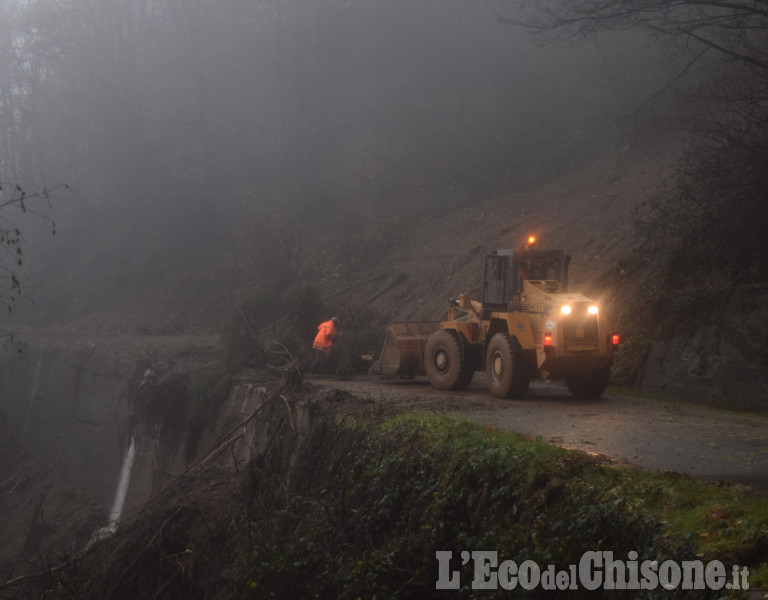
<box><xmin>313</xmin><ymin>320</ymin><xmax>338</xmax><ymax>353</ymax></box>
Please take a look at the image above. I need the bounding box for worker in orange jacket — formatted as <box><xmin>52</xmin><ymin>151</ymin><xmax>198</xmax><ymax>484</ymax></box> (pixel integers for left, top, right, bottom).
<box><xmin>309</xmin><ymin>316</ymin><xmax>340</xmax><ymax>373</ymax></box>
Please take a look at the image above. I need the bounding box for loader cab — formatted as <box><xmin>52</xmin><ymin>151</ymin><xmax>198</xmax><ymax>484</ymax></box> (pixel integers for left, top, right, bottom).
<box><xmin>481</xmin><ymin>249</ymin><xmax>570</xmax><ymax>309</ymax></box>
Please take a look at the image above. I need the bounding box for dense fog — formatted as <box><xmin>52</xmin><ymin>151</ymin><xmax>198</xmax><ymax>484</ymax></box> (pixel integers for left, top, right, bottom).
<box><xmin>0</xmin><ymin>0</ymin><xmax>682</xmax><ymax>326</ymax></box>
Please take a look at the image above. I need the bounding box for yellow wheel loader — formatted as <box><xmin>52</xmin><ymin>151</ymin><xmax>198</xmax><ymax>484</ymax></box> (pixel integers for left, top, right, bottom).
<box><xmin>371</xmin><ymin>237</ymin><xmax>620</xmax><ymax>399</ymax></box>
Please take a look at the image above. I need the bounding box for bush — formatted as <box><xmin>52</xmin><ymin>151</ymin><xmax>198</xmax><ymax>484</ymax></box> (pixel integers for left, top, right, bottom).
<box><xmin>237</xmin><ymin>413</ymin><xmax>765</xmax><ymax>599</ymax></box>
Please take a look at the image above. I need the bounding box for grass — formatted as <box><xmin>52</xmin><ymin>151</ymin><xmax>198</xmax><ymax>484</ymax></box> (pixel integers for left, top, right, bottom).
<box><xmin>239</xmin><ymin>411</ymin><xmax>768</xmax><ymax>598</ymax></box>
<box><xmin>36</xmin><ymin>400</ymin><xmax>767</xmax><ymax>599</ymax></box>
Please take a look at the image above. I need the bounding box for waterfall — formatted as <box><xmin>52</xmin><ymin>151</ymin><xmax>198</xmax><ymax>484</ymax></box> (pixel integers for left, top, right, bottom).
<box><xmin>20</xmin><ymin>358</ymin><xmax>43</xmax><ymax>445</ymax></box>
<box><xmin>106</xmin><ymin>435</ymin><xmax>137</xmax><ymax>532</ymax></box>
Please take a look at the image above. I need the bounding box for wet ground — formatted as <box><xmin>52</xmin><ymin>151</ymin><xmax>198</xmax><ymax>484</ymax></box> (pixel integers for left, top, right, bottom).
<box><xmin>310</xmin><ymin>374</ymin><xmax>768</xmax><ymax>495</ymax></box>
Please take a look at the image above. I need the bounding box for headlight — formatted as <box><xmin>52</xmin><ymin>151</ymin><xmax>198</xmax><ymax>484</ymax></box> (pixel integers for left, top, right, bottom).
<box><xmin>588</xmin><ymin>305</ymin><xmax>599</xmax><ymax>315</ymax></box>
<box><xmin>560</xmin><ymin>305</ymin><xmax>572</xmax><ymax>315</ymax></box>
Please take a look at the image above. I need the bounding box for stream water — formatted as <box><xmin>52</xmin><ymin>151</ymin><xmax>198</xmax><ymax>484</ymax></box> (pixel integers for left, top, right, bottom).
<box><xmin>106</xmin><ymin>435</ymin><xmax>137</xmax><ymax>532</ymax></box>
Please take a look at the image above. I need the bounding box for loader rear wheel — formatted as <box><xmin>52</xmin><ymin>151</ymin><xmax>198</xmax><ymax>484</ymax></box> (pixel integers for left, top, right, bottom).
<box><xmin>425</xmin><ymin>329</ymin><xmax>474</xmax><ymax>391</ymax></box>
<box><xmin>565</xmin><ymin>364</ymin><xmax>611</xmax><ymax>399</ymax></box>
<box><xmin>485</xmin><ymin>333</ymin><xmax>530</xmax><ymax>399</ymax></box>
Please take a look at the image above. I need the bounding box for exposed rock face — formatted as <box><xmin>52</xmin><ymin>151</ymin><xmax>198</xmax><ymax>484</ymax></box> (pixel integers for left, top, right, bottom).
<box><xmin>0</xmin><ymin>334</ymin><xmax>234</xmax><ymax>580</ymax></box>
<box><xmin>641</xmin><ymin>290</ymin><xmax>768</xmax><ymax>410</ymax></box>
<box><xmin>0</xmin><ymin>341</ymin><xmax>131</xmax><ymax>576</ymax></box>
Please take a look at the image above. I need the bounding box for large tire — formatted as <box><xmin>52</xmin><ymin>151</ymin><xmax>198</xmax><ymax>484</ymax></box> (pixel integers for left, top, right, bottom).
<box><xmin>424</xmin><ymin>329</ymin><xmax>474</xmax><ymax>391</ymax></box>
<box><xmin>485</xmin><ymin>332</ymin><xmax>530</xmax><ymax>399</ymax></box>
<box><xmin>565</xmin><ymin>364</ymin><xmax>611</xmax><ymax>399</ymax></box>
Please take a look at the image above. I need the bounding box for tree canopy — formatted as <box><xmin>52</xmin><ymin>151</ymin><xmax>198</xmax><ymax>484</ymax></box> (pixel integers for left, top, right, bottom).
<box><xmin>1</xmin><ymin>0</ymin><xmax>682</xmax><ymax>328</ymax></box>
<box><xmin>507</xmin><ymin>0</ymin><xmax>768</xmax><ymax>283</ymax></box>
<box><xmin>512</xmin><ymin>0</ymin><xmax>768</xmax><ymax>69</ymax></box>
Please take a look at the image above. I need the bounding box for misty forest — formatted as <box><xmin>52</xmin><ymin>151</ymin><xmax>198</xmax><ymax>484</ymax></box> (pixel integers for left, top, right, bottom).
<box><xmin>0</xmin><ymin>0</ymin><xmax>765</xmax><ymax>345</ymax></box>
<box><xmin>2</xmin><ymin>0</ymin><xmax>768</xmax><ymax>598</ymax></box>
<box><xmin>0</xmin><ymin>0</ymin><xmax>693</xmax><ymax>324</ymax></box>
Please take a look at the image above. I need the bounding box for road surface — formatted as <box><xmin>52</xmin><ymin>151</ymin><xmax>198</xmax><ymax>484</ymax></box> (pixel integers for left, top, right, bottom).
<box><xmin>311</xmin><ymin>375</ymin><xmax>768</xmax><ymax>495</ymax></box>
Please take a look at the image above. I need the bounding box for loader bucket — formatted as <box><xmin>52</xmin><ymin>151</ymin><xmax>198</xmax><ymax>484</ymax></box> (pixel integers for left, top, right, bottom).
<box><xmin>370</xmin><ymin>321</ymin><xmax>441</xmax><ymax>377</ymax></box>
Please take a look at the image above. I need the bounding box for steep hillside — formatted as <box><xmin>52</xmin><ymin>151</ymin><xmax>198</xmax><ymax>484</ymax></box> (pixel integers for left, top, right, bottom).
<box><xmin>3</xmin><ymin>0</ymin><xmax>766</xmax><ymax>412</ymax></box>
<box><xmin>5</xmin><ymin>128</ymin><xmax>767</xmax><ymax>408</ymax></box>
<box><xmin>12</xmin><ymin>130</ymin><xmax>676</xmax><ymax>332</ymax></box>
<box><xmin>333</xmin><ymin>133</ymin><xmax>680</xmax><ymax>323</ymax></box>
<box><xmin>5</xmin><ymin>378</ymin><xmax>767</xmax><ymax>599</ymax></box>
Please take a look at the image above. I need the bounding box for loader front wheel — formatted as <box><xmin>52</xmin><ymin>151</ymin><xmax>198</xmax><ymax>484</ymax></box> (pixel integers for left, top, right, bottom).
<box><xmin>485</xmin><ymin>333</ymin><xmax>530</xmax><ymax>399</ymax></box>
<box><xmin>425</xmin><ymin>329</ymin><xmax>474</xmax><ymax>391</ymax></box>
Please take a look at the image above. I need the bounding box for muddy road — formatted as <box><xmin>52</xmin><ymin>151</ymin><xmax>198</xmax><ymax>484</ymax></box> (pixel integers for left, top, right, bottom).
<box><xmin>310</xmin><ymin>375</ymin><xmax>768</xmax><ymax>495</ymax></box>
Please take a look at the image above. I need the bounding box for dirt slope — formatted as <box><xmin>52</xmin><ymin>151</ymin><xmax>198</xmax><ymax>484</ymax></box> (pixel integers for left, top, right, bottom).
<box><xmin>337</xmin><ymin>132</ymin><xmax>680</xmax><ymax>324</ymax></box>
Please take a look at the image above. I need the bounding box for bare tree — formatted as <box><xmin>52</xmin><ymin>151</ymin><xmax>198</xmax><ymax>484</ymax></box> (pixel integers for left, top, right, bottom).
<box><xmin>504</xmin><ymin>0</ymin><xmax>768</xmax><ymax>71</ymax></box>
<box><xmin>503</xmin><ymin>0</ymin><xmax>768</xmax><ymax>278</ymax></box>
<box><xmin>0</xmin><ymin>183</ymin><xmax>64</xmax><ymax>314</ymax></box>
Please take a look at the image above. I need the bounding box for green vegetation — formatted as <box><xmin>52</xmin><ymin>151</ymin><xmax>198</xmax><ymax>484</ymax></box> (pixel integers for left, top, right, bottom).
<box><xmin>33</xmin><ymin>398</ymin><xmax>768</xmax><ymax>599</ymax></box>
<box><xmin>239</xmin><ymin>412</ymin><xmax>768</xmax><ymax>598</ymax></box>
